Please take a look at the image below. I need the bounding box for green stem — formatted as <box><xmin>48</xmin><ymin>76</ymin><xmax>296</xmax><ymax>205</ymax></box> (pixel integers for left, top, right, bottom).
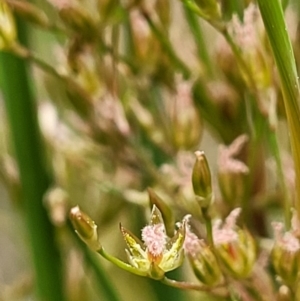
<box><xmin>183</xmin><ymin>6</ymin><xmax>214</xmax><ymax>76</ymax></box>
<box><xmin>97</xmin><ymin>248</ymin><xmax>148</xmax><ymax>277</ymax></box>
<box><xmin>222</xmin><ymin>29</ymin><xmax>257</xmax><ymax>90</ymax></box>
<box><xmin>0</xmin><ymin>18</ymin><xmax>65</xmax><ymax>301</ymax></box>
<box><xmin>142</xmin><ymin>11</ymin><xmax>191</xmax><ymax>79</ymax></box>
<box><xmin>69</xmin><ymin>223</ymin><xmax>123</xmax><ymax>301</ymax></box>
<box><xmin>10</xmin><ymin>43</ymin><xmax>95</xmax><ymax>119</ymax></box>
<box><xmin>111</xmin><ymin>22</ymin><xmax>120</xmax><ymax>96</ymax></box>
<box><xmin>161</xmin><ymin>276</ymin><xmax>210</xmax><ymax>291</ymax></box>
<box><xmin>161</xmin><ymin>276</ymin><xmax>227</xmax><ymax>296</ymax></box>
<box><xmin>203</xmin><ymin>208</ymin><xmax>214</xmax><ymax>247</ymax></box>
<box><xmin>267</xmin><ymin>128</ymin><xmax>291</xmax><ymax>228</ymax></box>
<box><xmin>222</xmin><ymin>0</ymin><xmax>243</xmax><ymax>20</ymax></box>
<box><xmin>257</xmin><ymin>0</ymin><xmax>300</xmax><ymax>218</ymax></box>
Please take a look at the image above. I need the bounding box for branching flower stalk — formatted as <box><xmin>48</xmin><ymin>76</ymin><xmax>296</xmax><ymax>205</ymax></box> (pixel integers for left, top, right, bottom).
<box><xmin>70</xmin><ymin>187</ymin><xmax>257</xmax><ymax>297</ymax></box>
<box><xmin>70</xmin><ymin>204</ymin><xmax>218</xmax><ymax>291</ymax></box>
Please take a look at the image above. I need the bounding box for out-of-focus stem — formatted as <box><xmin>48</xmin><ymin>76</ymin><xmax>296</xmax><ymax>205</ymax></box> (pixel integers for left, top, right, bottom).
<box><xmin>183</xmin><ymin>6</ymin><xmax>214</xmax><ymax>76</ymax></box>
<box><xmin>142</xmin><ymin>11</ymin><xmax>191</xmax><ymax>78</ymax></box>
<box><xmin>222</xmin><ymin>29</ymin><xmax>257</xmax><ymax>90</ymax></box>
<box><xmin>267</xmin><ymin>129</ymin><xmax>291</xmax><ymax>228</ymax></box>
<box><xmin>68</xmin><ymin>222</ymin><xmax>123</xmax><ymax>301</ymax></box>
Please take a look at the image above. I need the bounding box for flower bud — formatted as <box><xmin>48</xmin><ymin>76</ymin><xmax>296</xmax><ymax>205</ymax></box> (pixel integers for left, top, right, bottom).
<box><xmin>0</xmin><ymin>0</ymin><xmax>16</xmax><ymax>49</ymax></box>
<box><xmin>218</xmin><ymin>172</ymin><xmax>247</xmax><ymax>207</ymax></box>
<box><xmin>147</xmin><ymin>188</ymin><xmax>174</xmax><ymax>237</ymax></box>
<box><xmin>216</xmin><ymin>228</ymin><xmax>256</xmax><ymax>278</ymax></box>
<box><xmin>183</xmin><ymin>215</ymin><xmax>222</xmax><ymax>286</ymax></box>
<box><xmin>69</xmin><ymin>206</ymin><xmax>101</xmax><ymax>250</ymax></box>
<box><xmin>192</xmin><ymin>151</ymin><xmax>212</xmax><ymax>208</ymax></box>
<box><xmin>213</xmin><ymin>208</ymin><xmax>256</xmax><ymax>278</ymax></box>
<box><xmin>189</xmin><ymin>243</ymin><xmax>222</xmax><ymax>286</ymax></box>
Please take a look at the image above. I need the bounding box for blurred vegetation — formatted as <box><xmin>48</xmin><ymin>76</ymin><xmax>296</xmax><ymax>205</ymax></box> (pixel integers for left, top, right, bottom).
<box><xmin>1</xmin><ymin>0</ymin><xmax>300</xmax><ymax>300</ymax></box>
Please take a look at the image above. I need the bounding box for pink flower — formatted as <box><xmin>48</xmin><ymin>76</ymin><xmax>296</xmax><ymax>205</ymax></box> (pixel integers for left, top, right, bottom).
<box><xmin>272</xmin><ymin>213</ymin><xmax>300</xmax><ymax>254</ymax></box>
<box><xmin>218</xmin><ymin>135</ymin><xmax>249</xmax><ymax>175</ymax></box>
<box><xmin>142</xmin><ymin>223</ymin><xmax>167</xmax><ymax>259</ymax></box>
<box><xmin>212</xmin><ymin>208</ymin><xmax>256</xmax><ymax>278</ymax></box>
<box><xmin>120</xmin><ymin>205</ymin><xmax>186</xmax><ymax>279</ymax></box>
<box><xmin>213</xmin><ymin>208</ymin><xmax>241</xmax><ymax>245</ymax></box>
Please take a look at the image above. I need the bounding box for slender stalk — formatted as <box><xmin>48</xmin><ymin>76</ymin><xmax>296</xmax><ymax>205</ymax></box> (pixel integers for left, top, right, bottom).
<box><xmin>183</xmin><ymin>6</ymin><xmax>214</xmax><ymax>76</ymax></box>
<box><xmin>85</xmin><ymin>250</ymin><xmax>122</xmax><ymax>301</ymax></box>
<box><xmin>111</xmin><ymin>22</ymin><xmax>120</xmax><ymax>97</ymax></box>
<box><xmin>222</xmin><ymin>29</ymin><xmax>257</xmax><ymax>90</ymax></box>
<box><xmin>97</xmin><ymin>248</ymin><xmax>148</xmax><ymax>277</ymax></box>
<box><xmin>0</xmin><ymin>17</ymin><xmax>65</xmax><ymax>301</ymax></box>
<box><xmin>69</xmin><ymin>225</ymin><xmax>123</xmax><ymax>301</ymax></box>
<box><xmin>203</xmin><ymin>208</ymin><xmax>214</xmax><ymax>247</ymax></box>
<box><xmin>161</xmin><ymin>276</ymin><xmax>226</xmax><ymax>295</ymax></box>
<box><xmin>161</xmin><ymin>277</ymin><xmax>208</xmax><ymax>291</ymax></box>
<box><xmin>267</xmin><ymin>129</ymin><xmax>291</xmax><ymax>228</ymax></box>
<box><xmin>142</xmin><ymin>11</ymin><xmax>191</xmax><ymax>78</ymax></box>
<box><xmin>181</xmin><ymin>0</ymin><xmax>258</xmax><ymax>91</ymax></box>
<box><xmin>257</xmin><ymin>0</ymin><xmax>300</xmax><ymax>218</ymax></box>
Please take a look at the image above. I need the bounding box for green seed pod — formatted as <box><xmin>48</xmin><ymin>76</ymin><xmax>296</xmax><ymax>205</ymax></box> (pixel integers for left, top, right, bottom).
<box><xmin>213</xmin><ymin>208</ymin><xmax>256</xmax><ymax>278</ymax></box>
<box><xmin>148</xmin><ymin>188</ymin><xmax>174</xmax><ymax>237</ymax></box>
<box><xmin>70</xmin><ymin>206</ymin><xmax>101</xmax><ymax>250</ymax></box>
<box><xmin>189</xmin><ymin>243</ymin><xmax>223</xmax><ymax>286</ymax></box>
<box><xmin>192</xmin><ymin>151</ymin><xmax>212</xmax><ymax>208</ymax></box>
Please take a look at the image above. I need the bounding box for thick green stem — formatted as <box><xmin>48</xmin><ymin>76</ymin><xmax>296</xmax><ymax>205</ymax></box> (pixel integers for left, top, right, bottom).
<box><xmin>257</xmin><ymin>0</ymin><xmax>300</xmax><ymax>218</ymax></box>
<box><xmin>0</xmin><ymin>18</ymin><xmax>65</xmax><ymax>301</ymax></box>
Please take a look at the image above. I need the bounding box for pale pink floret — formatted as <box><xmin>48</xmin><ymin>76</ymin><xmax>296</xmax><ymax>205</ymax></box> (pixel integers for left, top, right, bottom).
<box><xmin>213</xmin><ymin>208</ymin><xmax>241</xmax><ymax>246</ymax></box>
<box><xmin>272</xmin><ymin>221</ymin><xmax>300</xmax><ymax>253</ymax></box>
<box><xmin>228</xmin><ymin>3</ymin><xmax>258</xmax><ymax>50</ymax></box>
<box><xmin>181</xmin><ymin>215</ymin><xmax>202</xmax><ymax>257</ymax></box>
<box><xmin>218</xmin><ymin>135</ymin><xmax>249</xmax><ymax>174</ymax></box>
<box><xmin>141</xmin><ymin>224</ymin><xmax>167</xmax><ymax>257</ymax></box>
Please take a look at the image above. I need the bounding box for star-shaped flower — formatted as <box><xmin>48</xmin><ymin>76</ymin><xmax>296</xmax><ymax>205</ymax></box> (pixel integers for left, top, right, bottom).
<box><xmin>120</xmin><ymin>205</ymin><xmax>186</xmax><ymax>280</ymax></box>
